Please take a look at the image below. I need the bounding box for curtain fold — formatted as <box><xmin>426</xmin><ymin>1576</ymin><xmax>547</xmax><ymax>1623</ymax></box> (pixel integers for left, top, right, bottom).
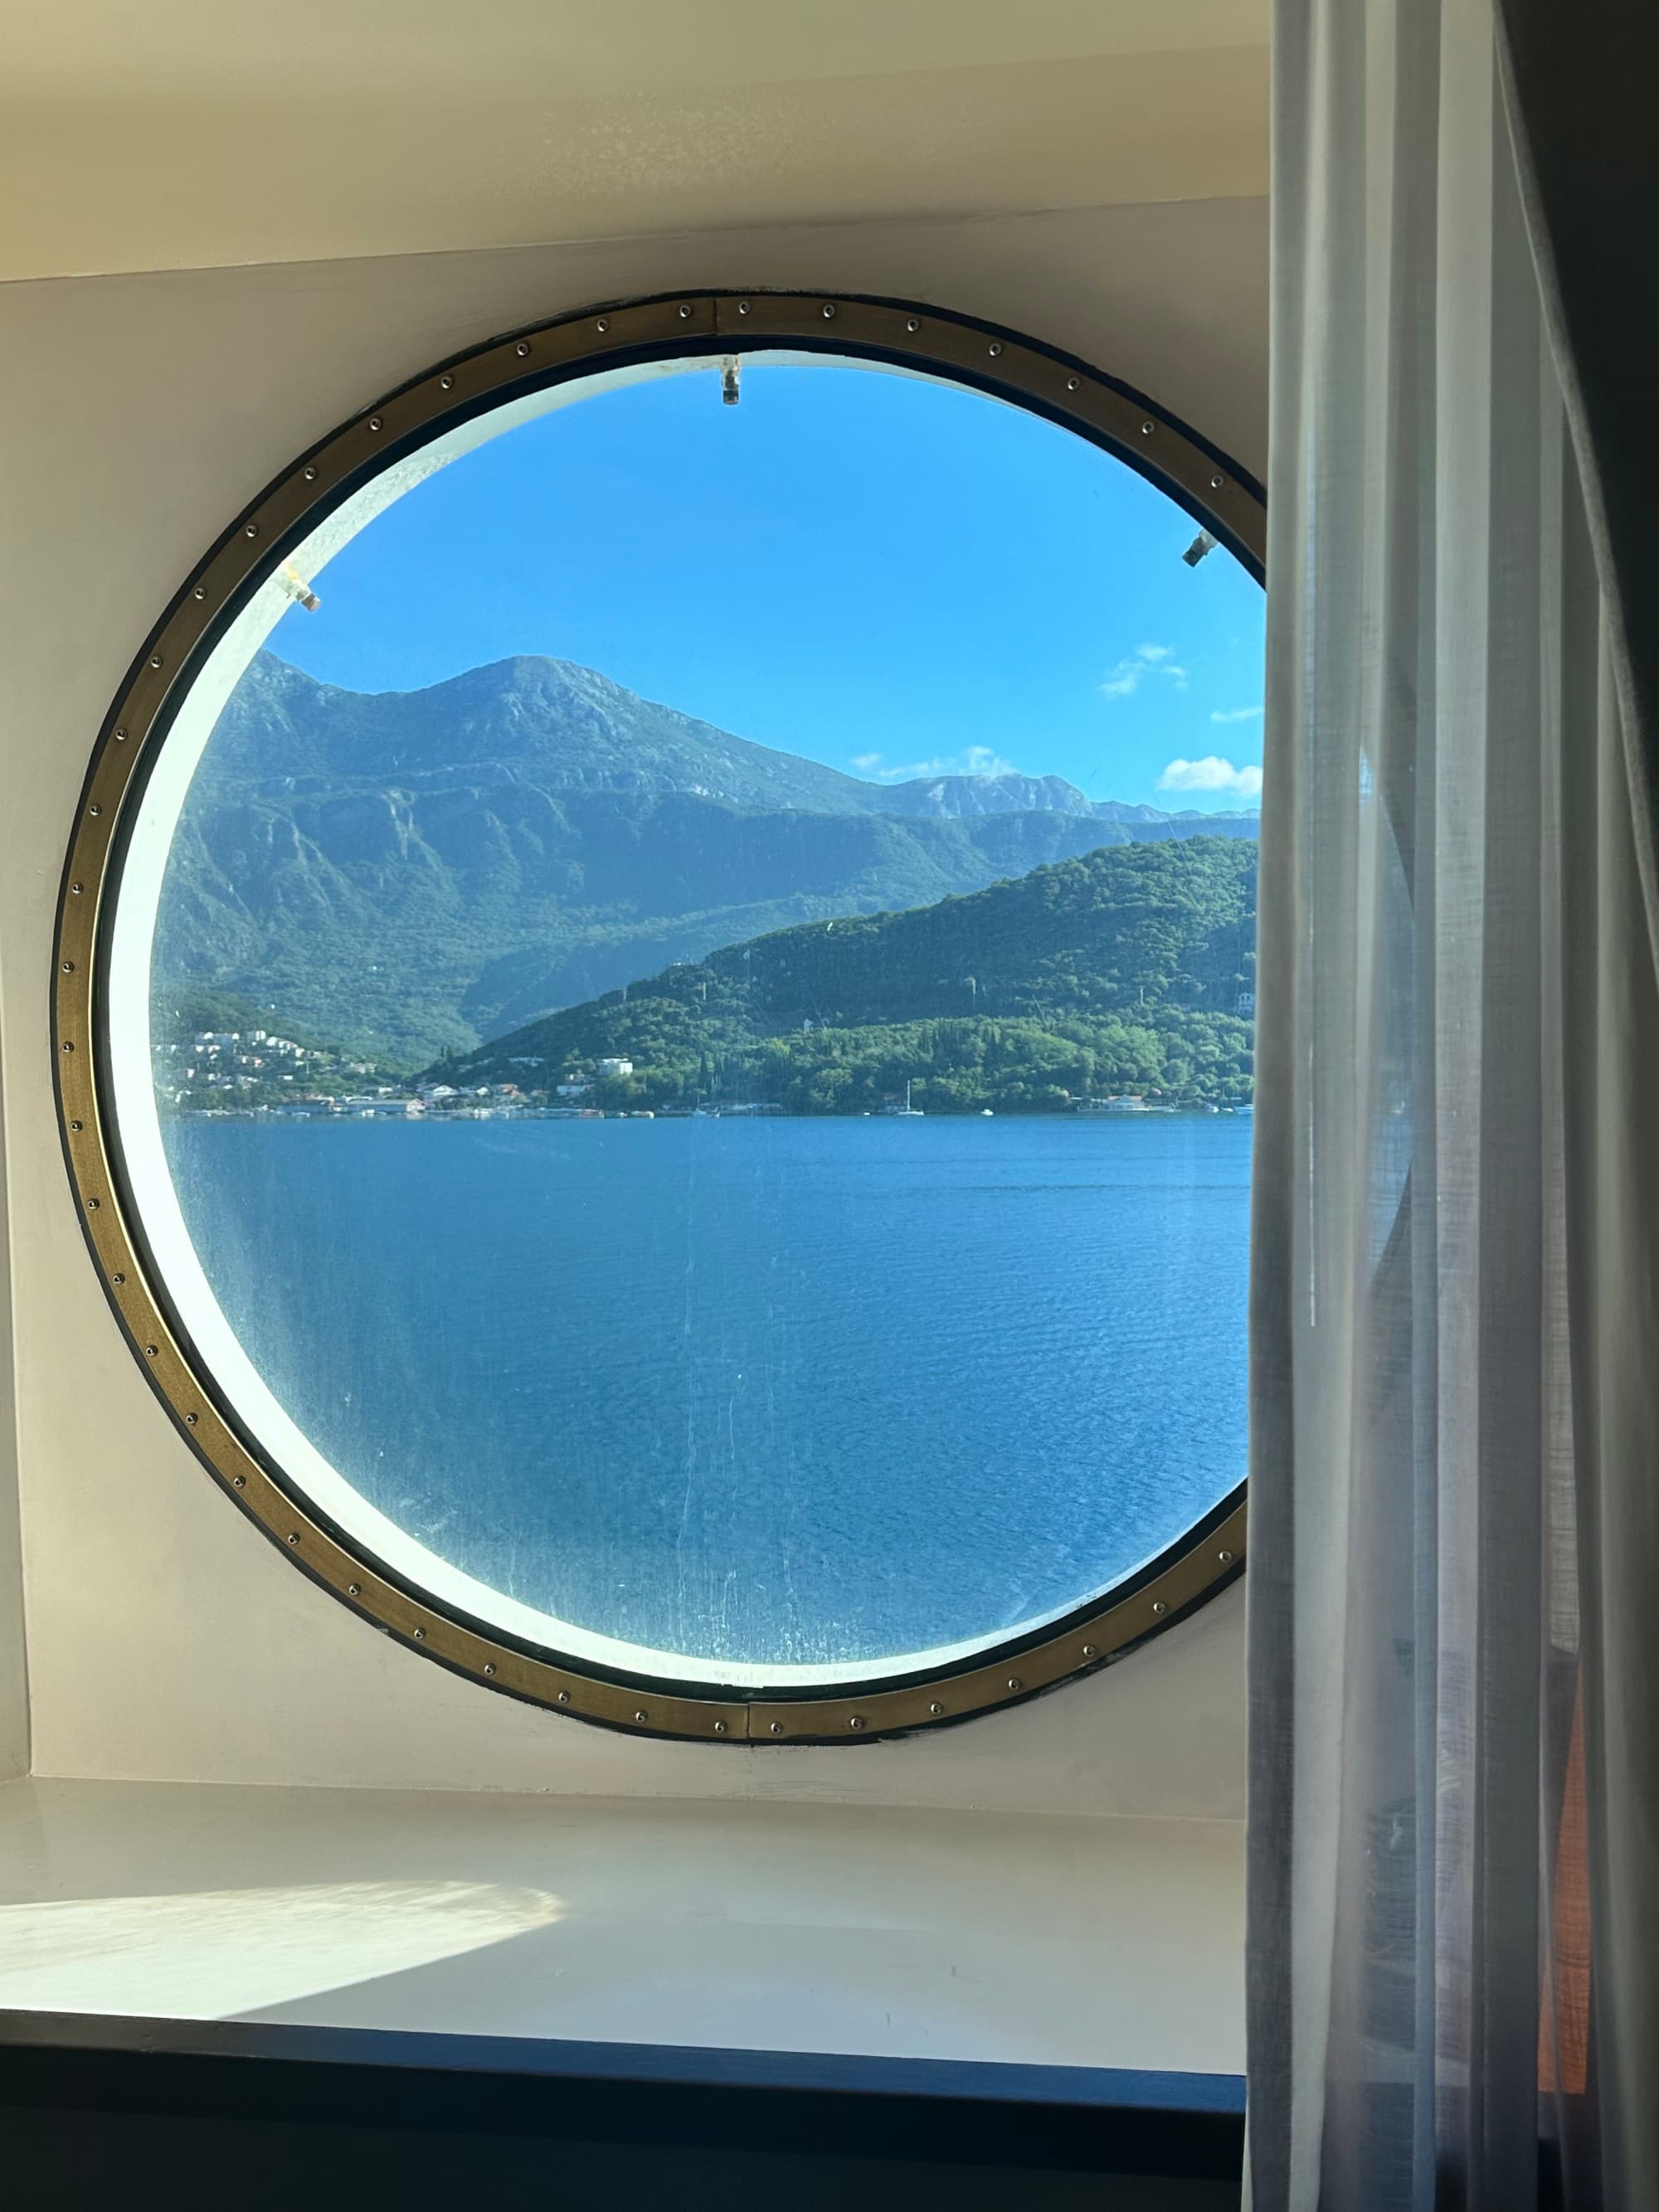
<box><xmin>1248</xmin><ymin>2</ymin><xmax>1659</xmax><ymax>2205</ymax></box>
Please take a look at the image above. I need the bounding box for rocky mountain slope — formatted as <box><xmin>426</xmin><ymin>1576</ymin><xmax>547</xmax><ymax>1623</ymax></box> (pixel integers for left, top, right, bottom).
<box><xmin>155</xmin><ymin>652</ymin><xmax>1258</xmax><ymax>1065</ymax></box>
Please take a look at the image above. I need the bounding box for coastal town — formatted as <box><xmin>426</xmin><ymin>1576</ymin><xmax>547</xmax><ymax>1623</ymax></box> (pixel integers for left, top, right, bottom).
<box><xmin>156</xmin><ymin>1027</ymin><xmax>643</xmax><ymax>1120</ymax></box>
<box><xmin>155</xmin><ymin>1026</ymin><xmax>1249</xmax><ymax>1121</ymax></box>
<box><xmin>157</xmin><ymin>1024</ymin><xmax>867</xmax><ymax>1118</ymax></box>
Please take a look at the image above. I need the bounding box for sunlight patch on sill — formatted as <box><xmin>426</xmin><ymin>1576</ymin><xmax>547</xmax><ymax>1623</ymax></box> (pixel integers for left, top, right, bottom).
<box><xmin>0</xmin><ymin>1879</ymin><xmax>563</xmax><ymax>2019</ymax></box>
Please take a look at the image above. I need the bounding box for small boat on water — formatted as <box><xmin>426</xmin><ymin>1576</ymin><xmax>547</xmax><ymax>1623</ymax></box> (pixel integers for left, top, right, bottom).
<box><xmin>879</xmin><ymin>1079</ymin><xmax>925</xmax><ymax>1117</ymax></box>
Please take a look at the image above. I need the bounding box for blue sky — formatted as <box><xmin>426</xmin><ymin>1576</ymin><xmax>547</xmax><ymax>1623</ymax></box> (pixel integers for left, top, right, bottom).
<box><xmin>271</xmin><ymin>360</ymin><xmax>1265</xmax><ymax>811</ymax></box>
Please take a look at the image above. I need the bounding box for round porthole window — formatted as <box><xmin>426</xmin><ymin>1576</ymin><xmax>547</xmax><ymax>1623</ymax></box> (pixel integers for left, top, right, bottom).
<box><xmin>57</xmin><ymin>293</ymin><xmax>1261</xmax><ymax>1739</ymax></box>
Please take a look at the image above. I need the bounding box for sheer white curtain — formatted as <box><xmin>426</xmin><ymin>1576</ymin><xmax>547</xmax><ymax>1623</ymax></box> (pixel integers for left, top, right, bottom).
<box><xmin>1248</xmin><ymin>2</ymin><xmax>1659</xmax><ymax>2205</ymax></box>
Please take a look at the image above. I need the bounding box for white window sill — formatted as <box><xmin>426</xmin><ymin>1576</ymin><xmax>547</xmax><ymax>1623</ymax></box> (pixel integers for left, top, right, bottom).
<box><xmin>0</xmin><ymin>1777</ymin><xmax>1242</xmax><ymax>2074</ymax></box>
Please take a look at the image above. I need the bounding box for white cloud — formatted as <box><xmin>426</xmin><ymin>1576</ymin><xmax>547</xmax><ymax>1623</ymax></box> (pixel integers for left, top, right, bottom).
<box><xmin>1209</xmin><ymin>705</ymin><xmax>1264</xmax><ymax>725</ymax></box>
<box><xmin>857</xmin><ymin>743</ymin><xmax>1020</xmax><ymax>784</ymax></box>
<box><xmin>1156</xmin><ymin>755</ymin><xmax>1264</xmax><ymax>800</ymax></box>
<box><xmin>1102</xmin><ymin>643</ymin><xmax>1189</xmax><ymax>699</ymax></box>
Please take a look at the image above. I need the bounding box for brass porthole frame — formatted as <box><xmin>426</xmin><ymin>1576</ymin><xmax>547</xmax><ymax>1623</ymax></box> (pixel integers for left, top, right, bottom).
<box><xmin>54</xmin><ymin>289</ymin><xmax>1261</xmax><ymax>1744</ymax></box>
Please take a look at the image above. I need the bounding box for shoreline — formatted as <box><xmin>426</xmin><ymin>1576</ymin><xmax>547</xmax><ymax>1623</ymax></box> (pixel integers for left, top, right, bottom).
<box><xmin>162</xmin><ymin>1102</ymin><xmax>1253</xmax><ymax>1125</ymax></box>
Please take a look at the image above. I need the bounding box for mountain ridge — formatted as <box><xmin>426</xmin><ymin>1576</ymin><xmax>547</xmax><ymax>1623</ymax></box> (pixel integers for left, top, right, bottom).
<box><xmin>155</xmin><ymin>652</ymin><xmax>1258</xmax><ymax>1065</ymax></box>
<box><xmin>221</xmin><ymin>653</ymin><xmax>1260</xmax><ymax>826</ymax></box>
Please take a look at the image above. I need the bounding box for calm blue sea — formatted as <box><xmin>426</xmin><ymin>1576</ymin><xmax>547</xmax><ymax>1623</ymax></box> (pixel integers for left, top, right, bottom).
<box><xmin>164</xmin><ymin>1114</ymin><xmax>1251</xmax><ymax>1667</ymax></box>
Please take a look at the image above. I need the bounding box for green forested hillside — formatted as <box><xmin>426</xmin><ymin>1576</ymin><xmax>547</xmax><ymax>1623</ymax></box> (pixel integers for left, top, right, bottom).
<box><xmin>446</xmin><ymin>838</ymin><xmax>1257</xmax><ymax>1112</ymax></box>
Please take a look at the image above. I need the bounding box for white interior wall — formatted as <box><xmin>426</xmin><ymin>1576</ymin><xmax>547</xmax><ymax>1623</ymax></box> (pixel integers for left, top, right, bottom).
<box><xmin>0</xmin><ymin>1053</ymin><xmax>25</xmax><ymax>1781</ymax></box>
<box><xmin>0</xmin><ymin>1</ymin><xmax>1268</xmax><ymax>282</ymax></box>
<box><xmin>0</xmin><ymin>193</ymin><xmax>1266</xmax><ymax>1812</ymax></box>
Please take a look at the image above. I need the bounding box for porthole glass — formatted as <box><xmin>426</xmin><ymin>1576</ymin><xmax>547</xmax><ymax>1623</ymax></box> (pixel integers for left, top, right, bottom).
<box><xmin>71</xmin><ymin>297</ymin><xmax>1262</xmax><ymax>1731</ymax></box>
